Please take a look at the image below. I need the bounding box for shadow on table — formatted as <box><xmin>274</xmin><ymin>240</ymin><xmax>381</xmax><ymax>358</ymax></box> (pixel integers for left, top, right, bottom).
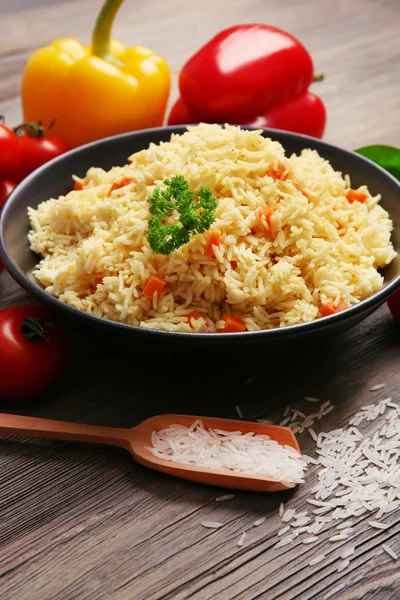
<box><xmin>1</xmin><ymin>306</ymin><xmax>397</xmax><ymax>430</ymax></box>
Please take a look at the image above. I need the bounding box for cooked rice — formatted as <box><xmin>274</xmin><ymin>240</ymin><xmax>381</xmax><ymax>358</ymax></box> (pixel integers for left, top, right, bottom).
<box><xmin>28</xmin><ymin>124</ymin><xmax>396</xmax><ymax>332</ymax></box>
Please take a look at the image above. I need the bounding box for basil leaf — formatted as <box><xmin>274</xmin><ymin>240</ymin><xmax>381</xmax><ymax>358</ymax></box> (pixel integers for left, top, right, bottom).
<box><xmin>355</xmin><ymin>145</ymin><xmax>400</xmax><ymax>181</ymax></box>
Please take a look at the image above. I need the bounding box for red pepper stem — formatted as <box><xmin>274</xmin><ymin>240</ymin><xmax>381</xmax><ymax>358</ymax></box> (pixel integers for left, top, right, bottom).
<box><xmin>313</xmin><ymin>72</ymin><xmax>325</xmax><ymax>82</ymax></box>
<box><xmin>92</xmin><ymin>0</ymin><xmax>124</xmax><ymax>66</ymax></box>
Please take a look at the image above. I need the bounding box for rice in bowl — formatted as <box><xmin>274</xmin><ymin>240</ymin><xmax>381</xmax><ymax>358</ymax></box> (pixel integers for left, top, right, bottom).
<box><xmin>28</xmin><ymin>124</ymin><xmax>397</xmax><ymax>332</ymax></box>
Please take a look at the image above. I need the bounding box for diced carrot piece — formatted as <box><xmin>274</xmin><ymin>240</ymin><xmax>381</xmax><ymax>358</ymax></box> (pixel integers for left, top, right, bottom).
<box><xmin>256</xmin><ymin>207</ymin><xmax>274</xmax><ymax>232</ymax></box>
<box><xmin>206</xmin><ymin>230</ymin><xmax>221</xmax><ymax>256</ymax></box>
<box><xmin>230</xmin><ymin>261</ymin><xmax>238</xmax><ymax>270</ymax></box>
<box><xmin>345</xmin><ymin>188</ymin><xmax>368</xmax><ymax>203</ymax></box>
<box><xmin>320</xmin><ymin>299</ymin><xmax>347</xmax><ymax>316</ymax></box>
<box><xmin>108</xmin><ymin>177</ymin><xmax>133</xmax><ymax>196</ymax></box>
<box><xmin>93</xmin><ymin>277</ymin><xmax>103</xmax><ymax>287</ymax></box>
<box><xmin>220</xmin><ymin>313</ymin><xmax>246</xmax><ymax>333</ymax></box>
<box><xmin>143</xmin><ymin>273</ymin><xmax>166</xmax><ymax>298</ymax></box>
<box><xmin>186</xmin><ymin>310</ymin><xmax>203</xmax><ymax>328</ymax></box>
<box><xmin>266</xmin><ymin>162</ymin><xmax>288</xmax><ymax>181</ymax></box>
<box><xmin>73</xmin><ymin>181</ymin><xmax>85</xmax><ymax>191</ymax></box>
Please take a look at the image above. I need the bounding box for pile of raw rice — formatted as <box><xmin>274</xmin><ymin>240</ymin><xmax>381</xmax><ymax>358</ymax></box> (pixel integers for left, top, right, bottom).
<box><xmin>197</xmin><ymin>386</ymin><xmax>399</xmax><ymax>569</ymax></box>
<box><xmin>28</xmin><ymin>124</ymin><xmax>396</xmax><ymax>332</ymax></box>
<box><xmin>147</xmin><ymin>420</ymin><xmax>306</xmax><ymax>485</ymax></box>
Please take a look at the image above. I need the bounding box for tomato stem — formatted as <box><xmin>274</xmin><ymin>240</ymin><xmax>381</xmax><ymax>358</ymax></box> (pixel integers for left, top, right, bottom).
<box><xmin>20</xmin><ymin>317</ymin><xmax>53</xmax><ymax>342</ymax></box>
<box><xmin>92</xmin><ymin>0</ymin><xmax>124</xmax><ymax>67</ymax></box>
<box><xmin>13</xmin><ymin>118</ymin><xmax>59</xmax><ymax>138</ymax></box>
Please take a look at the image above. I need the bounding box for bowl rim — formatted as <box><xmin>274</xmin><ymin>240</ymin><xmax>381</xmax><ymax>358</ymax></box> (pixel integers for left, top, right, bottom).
<box><xmin>1</xmin><ymin>124</ymin><xmax>399</xmax><ymax>341</ymax></box>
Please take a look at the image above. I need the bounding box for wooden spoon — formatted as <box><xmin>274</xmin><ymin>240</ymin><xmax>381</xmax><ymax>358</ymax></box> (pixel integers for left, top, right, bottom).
<box><xmin>0</xmin><ymin>413</ymin><xmax>301</xmax><ymax>492</ymax></box>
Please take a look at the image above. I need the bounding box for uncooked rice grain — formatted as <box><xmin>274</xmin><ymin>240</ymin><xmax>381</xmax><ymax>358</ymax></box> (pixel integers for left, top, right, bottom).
<box><xmin>336</xmin><ymin>516</ymin><xmax>354</xmax><ymax>529</ymax></box>
<box><xmin>215</xmin><ymin>494</ymin><xmax>235</xmax><ymax>502</ymax></box>
<box><xmin>275</xmin><ymin>537</ymin><xmax>294</xmax><ymax>548</ymax></box>
<box><xmin>282</xmin><ymin>509</ymin><xmax>297</xmax><ymax>522</ymax></box>
<box><xmin>309</xmin><ymin>428</ymin><xmax>318</xmax><ymax>441</ymax></box>
<box><xmin>202</xmin><ymin>521</ymin><xmax>224</xmax><ymax>529</ymax></box>
<box><xmin>303</xmin><ymin>536</ymin><xmax>319</xmax><ymax>544</ymax></box>
<box><xmin>337</xmin><ymin>559</ymin><xmax>350</xmax><ymax>572</ymax></box>
<box><xmin>341</xmin><ymin>546</ymin><xmax>355</xmax><ymax>559</ymax></box>
<box><xmin>382</xmin><ymin>544</ymin><xmax>398</xmax><ymax>560</ymax></box>
<box><xmin>369</xmin><ymin>521</ymin><xmax>389</xmax><ymax>530</ymax></box>
<box><xmin>237</xmin><ymin>532</ymin><xmax>246</xmax><ymax>547</ymax></box>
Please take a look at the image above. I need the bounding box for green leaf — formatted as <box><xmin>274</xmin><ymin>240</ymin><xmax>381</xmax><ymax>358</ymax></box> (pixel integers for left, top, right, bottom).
<box><xmin>355</xmin><ymin>145</ymin><xmax>400</xmax><ymax>181</ymax></box>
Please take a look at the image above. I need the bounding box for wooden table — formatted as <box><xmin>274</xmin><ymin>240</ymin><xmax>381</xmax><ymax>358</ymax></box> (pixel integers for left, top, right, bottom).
<box><xmin>0</xmin><ymin>1</ymin><xmax>399</xmax><ymax>598</ymax></box>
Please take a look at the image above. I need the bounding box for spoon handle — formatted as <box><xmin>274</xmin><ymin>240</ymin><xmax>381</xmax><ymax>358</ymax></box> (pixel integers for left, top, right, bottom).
<box><xmin>0</xmin><ymin>412</ymin><xmax>130</xmax><ymax>449</ymax></box>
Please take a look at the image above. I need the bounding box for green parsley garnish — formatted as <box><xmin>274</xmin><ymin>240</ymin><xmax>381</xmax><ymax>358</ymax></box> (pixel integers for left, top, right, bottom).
<box><xmin>146</xmin><ymin>175</ymin><xmax>217</xmax><ymax>255</ymax></box>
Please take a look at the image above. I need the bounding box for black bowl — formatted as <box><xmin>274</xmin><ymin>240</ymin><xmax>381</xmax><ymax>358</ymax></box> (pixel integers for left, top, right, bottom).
<box><xmin>1</xmin><ymin>126</ymin><xmax>399</xmax><ymax>350</ymax></box>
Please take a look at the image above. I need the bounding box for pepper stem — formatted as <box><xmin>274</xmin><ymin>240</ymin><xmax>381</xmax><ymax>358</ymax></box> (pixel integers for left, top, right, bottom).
<box><xmin>91</xmin><ymin>0</ymin><xmax>124</xmax><ymax>66</ymax></box>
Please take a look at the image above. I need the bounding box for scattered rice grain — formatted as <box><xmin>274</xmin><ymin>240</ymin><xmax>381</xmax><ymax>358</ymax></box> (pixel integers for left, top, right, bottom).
<box><xmin>370</xmin><ymin>384</ymin><xmax>386</xmax><ymax>392</ymax></box>
<box><xmin>202</xmin><ymin>521</ymin><xmax>224</xmax><ymax>529</ymax></box>
<box><xmin>382</xmin><ymin>544</ymin><xmax>398</xmax><ymax>560</ymax></box>
<box><xmin>215</xmin><ymin>494</ymin><xmax>235</xmax><ymax>502</ymax></box>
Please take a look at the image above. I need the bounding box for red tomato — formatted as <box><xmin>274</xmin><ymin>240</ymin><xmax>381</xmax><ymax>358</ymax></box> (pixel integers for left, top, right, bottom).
<box><xmin>0</xmin><ymin>123</ymin><xmax>19</xmax><ymax>180</ymax></box>
<box><xmin>15</xmin><ymin>134</ymin><xmax>70</xmax><ymax>183</ymax></box>
<box><xmin>0</xmin><ymin>180</ymin><xmax>16</xmax><ymax>207</ymax></box>
<box><xmin>0</xmin><ymin>305</ymin><xmax>68</xmax><ymax>400</ymax></box>
<box><xmin>388</xmin><ymin>290</ymin><xmax>400</xmax><ymax>323</ymax></box>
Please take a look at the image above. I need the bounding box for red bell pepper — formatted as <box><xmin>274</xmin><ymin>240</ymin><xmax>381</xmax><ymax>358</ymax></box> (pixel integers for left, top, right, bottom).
<box><xmin>167</xmin><ymin>24</ymin><xmax>326</xmax><ymax>138</ymax></box>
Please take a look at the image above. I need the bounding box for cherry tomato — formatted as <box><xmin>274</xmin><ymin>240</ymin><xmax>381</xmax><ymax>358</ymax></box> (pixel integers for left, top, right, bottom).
<box><xmin>0</xmin><ymin>123</ymin><xmax>19</xmax><ymax>180</ymax></box>
<box><xmin>0</xmin><ymin>305</ymin><xmax>68</xmax><ymax>400</ymax></box>
<box><xmin>15</xmin><ymin>134</ymin><xmax>70</xmax><ymax>183</ymax></box>
<box><xmin>0</xmin><ymin>180</ymin><xmax>16</xmax><ymax>207</ymax></box>
<box><xmin>388</xmin><ymin>290</ymin><xmax>400</xmax><ymax>323</ymax></box>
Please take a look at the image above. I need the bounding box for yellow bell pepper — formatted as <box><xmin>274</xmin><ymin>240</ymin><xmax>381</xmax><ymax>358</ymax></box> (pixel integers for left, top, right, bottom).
<box><xmin>21</xmin><ymin>0</ymin><xmax>170</xmax><ymax>148</ymax></box>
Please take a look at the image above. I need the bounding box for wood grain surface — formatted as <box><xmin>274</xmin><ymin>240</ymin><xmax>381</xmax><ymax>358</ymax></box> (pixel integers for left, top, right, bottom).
<box><xmin>0</xmin><ymin>0</ymin><xmax>400</xmax><ymax>599</ymax></box>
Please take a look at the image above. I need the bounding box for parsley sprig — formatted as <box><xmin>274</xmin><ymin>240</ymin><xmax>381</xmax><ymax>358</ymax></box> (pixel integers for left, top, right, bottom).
<box><xmin>146</xmin><ymin>176</ymin><xmax>217</xmax><ymax>255</ymax></box>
